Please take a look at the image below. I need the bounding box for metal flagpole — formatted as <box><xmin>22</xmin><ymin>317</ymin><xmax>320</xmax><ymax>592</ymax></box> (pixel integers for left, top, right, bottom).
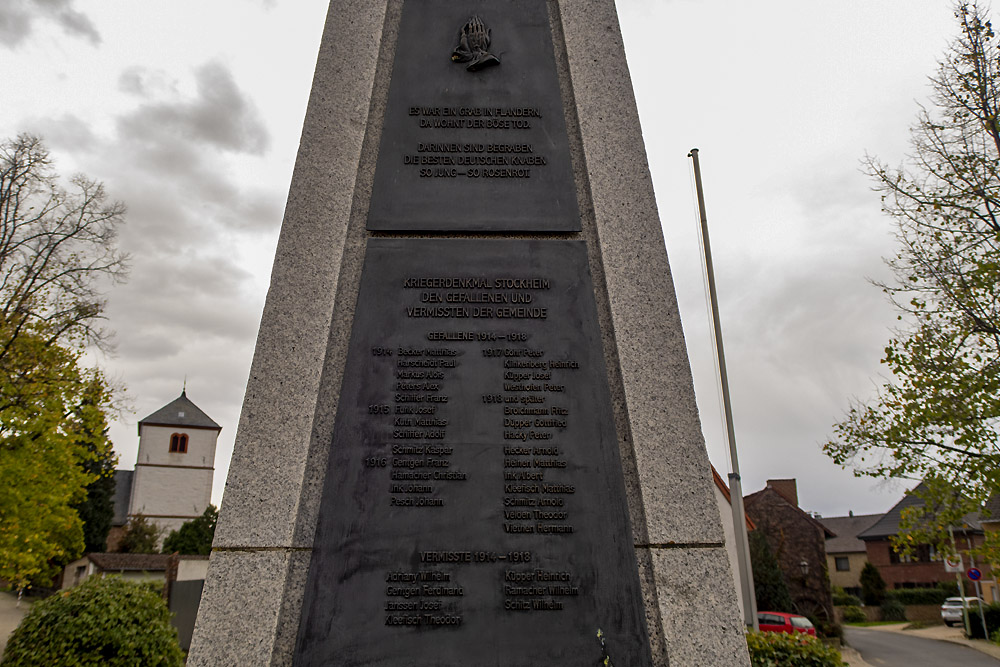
<box><xmin>688</xmin><ymin>148</ymin><xmax>758</xmax><ymax>630</ymax></box>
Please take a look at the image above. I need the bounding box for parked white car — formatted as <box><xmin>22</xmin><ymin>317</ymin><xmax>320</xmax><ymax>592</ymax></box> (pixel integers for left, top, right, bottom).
<box><xmin>941</xmin><ymin>597</ymin><xmax>982</xmax><ymax>626</ymax></box>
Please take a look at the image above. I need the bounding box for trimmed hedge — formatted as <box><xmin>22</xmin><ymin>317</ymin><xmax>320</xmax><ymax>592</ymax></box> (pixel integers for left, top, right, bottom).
<box><xmin>1</xmin><ymin>576</ymin><xmax>184</xmax><ymax>666</ymax></box>
<box><xmin>967</xmin><ymin>602</ymin><xmax>1000</xmax><ymax>639</ymax></box>
<box><xmin>885</xmin><ymin>587</ymin><xmax>951</xmax><ymax>606</ymax></box>
<box><xmin>746</xmin><ymin>630</ymin><xmax>844</xmax><ymax>667</ymax></box>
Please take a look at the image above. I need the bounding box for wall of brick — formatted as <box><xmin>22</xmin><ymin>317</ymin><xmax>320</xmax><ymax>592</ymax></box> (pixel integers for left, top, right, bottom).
<box><xmin>745</xmin><ymin>487</ymin><xmax>834</xmax><ymax>621</ymax></box>
<box><xmin>865</xmin><ymin>537</ymin><xmax>990</xmax><ymax>590</ymax></box>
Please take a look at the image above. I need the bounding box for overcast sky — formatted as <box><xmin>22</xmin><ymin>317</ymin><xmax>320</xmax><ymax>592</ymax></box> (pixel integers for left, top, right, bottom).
<box><xmin>0</xmin><ymin>0</ymin><xmax>962</xmax><ymax>517</ymax></box>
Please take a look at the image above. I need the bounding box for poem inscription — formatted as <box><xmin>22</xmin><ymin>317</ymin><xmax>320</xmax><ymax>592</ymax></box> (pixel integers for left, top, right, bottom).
<box><xmin>367</xmin><ymin>0</ymin><xmax>579</xmax><ymax>232</ymax></box>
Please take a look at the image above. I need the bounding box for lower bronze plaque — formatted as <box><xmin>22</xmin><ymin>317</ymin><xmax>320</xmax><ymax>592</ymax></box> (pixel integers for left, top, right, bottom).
<box><xmin>294</xmin><ymin>239</ymin><xmax>651</xmax><ymax>666</ymax></box>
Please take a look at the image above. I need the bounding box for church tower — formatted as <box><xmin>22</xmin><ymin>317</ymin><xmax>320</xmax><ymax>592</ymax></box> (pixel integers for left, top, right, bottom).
<box><xmin>127</xmin><ymin>391</ymin><xmax>221</xmax><ymax>537</ymax></box>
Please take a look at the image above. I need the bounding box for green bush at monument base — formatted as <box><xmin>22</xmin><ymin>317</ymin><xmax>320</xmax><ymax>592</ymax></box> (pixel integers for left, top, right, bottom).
<box><xmin>1</xmin><ymin>576</ymin><xmax>184</xmax><ymax>667</ymax></box>
<box><xmin>746</xmin><ymin>630</ymin><xmax>845</xmax><ymax>667</ymax></box>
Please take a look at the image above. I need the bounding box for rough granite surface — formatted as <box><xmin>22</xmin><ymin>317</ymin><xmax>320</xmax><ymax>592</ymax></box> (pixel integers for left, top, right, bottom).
<box><xmin>646</xmin><ymin>546</ymin><xmax>752</xmax><ymax>666</ymax></box>
<box><xmin>188</xmin><ymin>549</ymin><xmax>311</xmax><ymax>666</ymax></box>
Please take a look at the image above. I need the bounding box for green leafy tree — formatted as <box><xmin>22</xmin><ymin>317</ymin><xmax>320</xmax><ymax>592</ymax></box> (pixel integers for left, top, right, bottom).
<box><xmin>860</xmin><ymin>562</ymin><xmax>886</xmax><ymax>606</ymax></box>
<box><xmin>1</xmin><ymin>576</ymin><xmax>184</xmax><ymax>666</ymax></box>
<box><xmin>748</xmin><ymin>531</ymin><xmax>794</xmax><ymax>612</ymax></box>
<box><xmin>70</xmin><ymin>379</ymin><xmax>118</xmax><ymax>553</ymax></box>
<box><xmin>118</xmin><ymin>513</ymin><xmax>162</xmax><ymax>554</ymax></box>
<box><xmin>162</xmin><ymin>504</ymin><xmax>218</xmax><ymax>555</ymax></box>
<box><xmin>0</xmin><ymin>328</ymin><xmax>117</xmax><ymax>595</ymax></box>
<box><xmin>73</xmin><ymin>448</ymin><xmax>116</xmax><ymax>553</ymax></box>
<box><xmin>824</xmin><ymin>2</ymin><xmax>1000</xmax><ymax>538</ymax></box>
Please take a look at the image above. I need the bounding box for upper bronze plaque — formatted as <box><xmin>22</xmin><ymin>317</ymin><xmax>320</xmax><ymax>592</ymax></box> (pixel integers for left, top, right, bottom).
<box><xmin>367</xmin><ymin>0</ymin><xmax>580</xmax><ymax>232</ymax></box>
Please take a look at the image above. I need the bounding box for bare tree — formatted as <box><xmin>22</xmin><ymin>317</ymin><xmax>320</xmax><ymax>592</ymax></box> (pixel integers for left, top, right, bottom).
<box><xmin>0</xmin><ymin>133</ymin><xmax>128</xmax><ymax>361</ymax></box>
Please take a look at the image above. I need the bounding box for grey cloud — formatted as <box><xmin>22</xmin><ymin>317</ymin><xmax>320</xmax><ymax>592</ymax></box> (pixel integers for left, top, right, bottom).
<box><xmin>27</xmin><ymin>113</ymin><xmax>96</xmax><ymax>152</ymax></box>
<box><xmin>23</xmin><ymin>59</ymin><xmax>281</xmax><ymax>508</ymax></box>
<box><xmin>117</xmin><ymin>62</ymin><xmax>269</xmax><ymax>156</ymax></box>
<box><xmin>0</xmin><ymin>0</ymin><xmax>99</xmax><ymax>48</ymax></box>
<box><xmin>118</xmin><ymin>67</ymin><xmax>179</xmax><ymax>99</ymax></box>
<box><xmin>0</xmin><ymin>6</ymin><xmax>30</xmax><ymax>47</ymax></box>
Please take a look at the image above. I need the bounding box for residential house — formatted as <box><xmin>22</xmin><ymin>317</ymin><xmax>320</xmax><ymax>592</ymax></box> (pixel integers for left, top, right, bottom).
<box><xmin>818</xmin><ymin>512</ymin><xmax>882</xmax><ymax>598</ymax></box>
<box><xmin>744</xmin><ymin>479</ymin><xmax>835</xmax><ymax>622</ymax></box>
<box><xmin>858</xmin><ymin>483</ymin><xmax>988</xmax><ymax>590</ymax></box>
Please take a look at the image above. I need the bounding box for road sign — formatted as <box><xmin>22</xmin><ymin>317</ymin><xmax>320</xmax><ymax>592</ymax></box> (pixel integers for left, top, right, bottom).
<box><xmin>945</xmin><ymin>555</ymin><xmax>964</xmax><ymax>573</ymax></box>
<box><xmin>968</xmin><ymin>567</ymin><xmax>983</xmax><ymax>581</ymax></box>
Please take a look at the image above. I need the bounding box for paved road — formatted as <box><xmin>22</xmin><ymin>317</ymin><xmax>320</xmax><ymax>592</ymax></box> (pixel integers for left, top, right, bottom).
<box><xmin>0</xmin><ymin>591</ymin><xmax>31</xmax><ymax>658</ymax></box>
<box><xmin>846</xmin><ymin>627</ymin><xmax>1000</xmax><ymax>667</ymax></box>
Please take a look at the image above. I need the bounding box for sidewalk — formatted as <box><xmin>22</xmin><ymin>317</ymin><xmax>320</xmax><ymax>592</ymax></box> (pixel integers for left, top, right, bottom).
<box><xmin>861</xmin><ymin>622</ymin><xmax>1000</xmax><ymax>661</ymax></box>
<box><xmin>839</xmin><ymin>644</ymin><xmax>872</xmax><ymax>667</ymax></box>
<box><xmin>0</xmin><ymin>590</ymin><xmax>31</xmax><ymax>658</ymax></box>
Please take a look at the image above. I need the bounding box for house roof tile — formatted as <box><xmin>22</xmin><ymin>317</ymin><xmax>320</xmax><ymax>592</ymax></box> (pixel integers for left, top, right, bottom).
<box><xmin>818</xmin><ymin>513</ymin><xmax>882</xmax><ymax>553</ymax></box>
<box><xmin>88</xmin><ymin>553</ymin><xmax>172</xmax><ymax>572</ymax></box>
<box><xmin>857</xmin><ymin>482</ymin><xmax>982</xmax><ymax>540</ymax></box>
<box><xmin>138</xmin><ymin>391</ymin><xmax>221</xmax><ymax>432</ymax></box>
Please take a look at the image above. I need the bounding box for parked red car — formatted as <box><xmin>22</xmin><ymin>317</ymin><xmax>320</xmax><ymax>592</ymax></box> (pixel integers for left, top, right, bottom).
<box><xmin>757</xmin><ymin>611</ymin><xmax>817</xmax><ymax>636</ymax></box>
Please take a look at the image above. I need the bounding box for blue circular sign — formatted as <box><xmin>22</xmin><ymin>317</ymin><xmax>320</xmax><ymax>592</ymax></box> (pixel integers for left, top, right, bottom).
<box><xmin>968</xmin><ymin>567</ymin><xmax>983</xmax><ymax>581</ymax></box>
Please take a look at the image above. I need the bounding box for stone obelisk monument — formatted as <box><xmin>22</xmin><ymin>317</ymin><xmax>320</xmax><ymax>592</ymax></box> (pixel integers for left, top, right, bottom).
<box><xmin>189</xmin><ymin>1</ymin><xmax>750</xmax><ymax>665</ymax></box>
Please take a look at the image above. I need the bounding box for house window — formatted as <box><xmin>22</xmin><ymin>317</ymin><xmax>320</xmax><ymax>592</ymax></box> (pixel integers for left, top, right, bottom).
<box><xmin>169</xmin><ymin>433</ymin><xmax>188</xmax><ymax>453</ymax></box>
<box><xmin>889</xmin><ymin>543</ymin><xmax>936</xmax><ymax>563</ymax></box>
<box><xmin>835</xmin><ymin>556</ymin><xmax>850</xmax><ymax>572</ymax></box>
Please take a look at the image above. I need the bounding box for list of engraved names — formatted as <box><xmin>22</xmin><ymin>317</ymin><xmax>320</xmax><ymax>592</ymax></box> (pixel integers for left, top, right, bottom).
<box><xmin>370</xmin><ymin>273</ymin><xmax>583</xmax><ymax>626</ymax></box>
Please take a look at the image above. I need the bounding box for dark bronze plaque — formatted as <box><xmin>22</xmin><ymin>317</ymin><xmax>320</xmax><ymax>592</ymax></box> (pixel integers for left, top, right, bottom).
<box><xmin>294</xmin><ymin>239</ymin><xmax>651</xmax><ymax>666</ymax></box>
<box><xmin>367</xmin><ymin>1</ymin><xmax>580</xmax><ymax>232</ymax></box>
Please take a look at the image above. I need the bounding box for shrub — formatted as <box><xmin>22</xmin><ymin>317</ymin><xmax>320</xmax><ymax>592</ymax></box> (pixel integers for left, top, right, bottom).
<box><xmin>1</xmin><ymin>576</ymin><xmax>184</xmax><ymax>666</ymax></box>
<box><xmin>860</xmin><ymin>562</ymin><xmax>886</xmax><ymax>606</ymax></box>
<box><xmin>832</xmin><ymin>592</ymin><xmax>862</xmax><ymax>607</ymax></box>
<box><xmin>842</xmin><ymin>605</ymin><xmax>866</xmax><ymax>623</ymax></box>
<box><xmin>880</xmin><ymin>597</ymin><xmax>907</xmax><ymax>622</ymax></box>
<box><xmin>746</xmin><ymin>630</ymin><xmax>844</xmax><ymax>667</ymax></box>
<box><xmin>967</xmin><ymin>602</ymin><xmax>1000</xmax><ymax>639</ymax></box>
<box><xmin>816</xmin><ymin>620</ymin><xmax>843</xmax><ymax>641</ymax></box>
<box><xmin>162</xmin><ymin>504</ymin><xmax>217</xmax><ymax>555</ymax></box>
<box><xmin>118</xmin><ymin>513</ymin><xmax>162</xmax><ymax>553</ymax></box>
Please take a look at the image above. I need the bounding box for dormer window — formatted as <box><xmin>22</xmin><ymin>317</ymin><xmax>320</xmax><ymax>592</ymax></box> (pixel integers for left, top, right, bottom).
<box><xmin>169</xmin><ymin>433</ymin><xmax>189</xmax><ymax>453</ymax></box>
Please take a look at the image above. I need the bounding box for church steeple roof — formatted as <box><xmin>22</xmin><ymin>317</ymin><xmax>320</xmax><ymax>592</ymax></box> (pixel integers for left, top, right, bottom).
<box><xmin>137</xmin><ymin>390</ymin><xmax>222</xmax><ymax>433</ymax></box>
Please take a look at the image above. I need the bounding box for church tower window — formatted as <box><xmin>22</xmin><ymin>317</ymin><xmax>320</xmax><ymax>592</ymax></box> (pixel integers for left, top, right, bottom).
<box><xmin>169</xmin><ymin>433</ymin><xmax>189</xmax><ymax>453</ymax></box>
